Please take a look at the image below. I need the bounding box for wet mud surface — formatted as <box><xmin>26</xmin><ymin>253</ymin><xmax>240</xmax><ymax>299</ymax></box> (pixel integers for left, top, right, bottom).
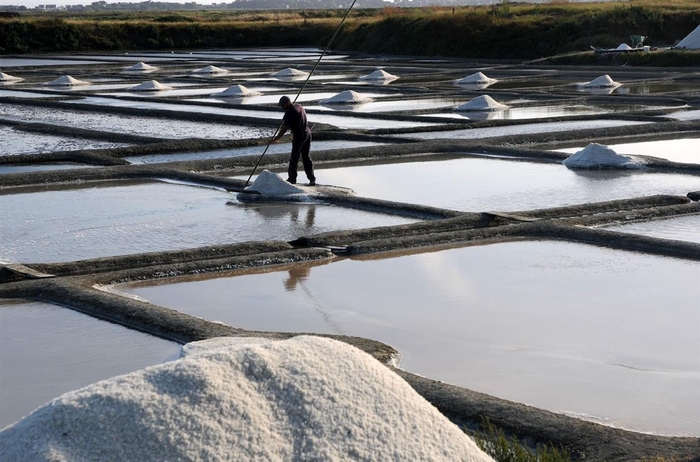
<box><xmin>2</xmin><ymin>49</ymin><xmax>700</xmax><ymax>460</ymax></box>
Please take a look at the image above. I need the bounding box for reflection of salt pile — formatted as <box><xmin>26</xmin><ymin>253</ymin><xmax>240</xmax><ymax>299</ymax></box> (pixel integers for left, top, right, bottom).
<box><xmin>454</xmin><ymin>95</ymin><xmax>508</xmax><ymax>112</ymax></box>
<box><xmin>562</xmin><ymin>143</ymin><xmax>644</xmax><ymax>169</ymax></box>
<box><xmin>123</xmin><ymin>62</ymin><xmax>157</xmax><ymax>71</ymax></box>
<box><xmin>0</xmin><ymin>72</ymin><xmax>22</xmax><ymax>82</ymax></box>
<box><xmin>320</xmin><ymin>90</ymin><xmax>372</xmax><ymax>105</ymax></box>
<box><xmin>45</xmin><ymin>75</ymin><xmax>88</xmax><ymax>86</ymax></box>
<box><xmin>578</xmin><ymin>74</ymin><xmax>621</xmax><ymax>89</ymax></box>
<box><xmin>211</xmin><ymin>84</ymin><xmax>261</xmax><ymax>97</ymax></box>
<box><xmin>270</xmin><ymin>67</ymin><xmax>309</xmax><ymax>78</ymax></box>
<box><xmin>128</xmin><ymin>80</ymin><xmax>172</xmax><ymax>91</ymax></box>
<box><xmin>0</xmin><ymin>336</ymin><xmax>493</xmax><ymax>462</ymax></box>
<box><xmin>191</xmin><ymin>65</ymin><xmax>227</xmax><ymax>74</ymax></box>
<box><xmin>359</xmin><ymin>69</ymin><xmax>398</xmax><ymax>81</ymax></box>
<box><xmin>455</xmin><ymin>71</ymin><xmax>497</xmax><ymax>85</ymax></box>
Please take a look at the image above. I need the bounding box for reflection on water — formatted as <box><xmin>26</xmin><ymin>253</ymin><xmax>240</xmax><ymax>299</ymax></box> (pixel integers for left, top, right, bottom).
<box><xmin>0</xmin><ymin>301</ymin><xmax>180</xmax><ymax>429</ymax></box>
<box><xmin>557</xmin><ymin>138</ymin><xmax>700</xmax><ymax>165</ymax></box>
<box><xmin>0</xmin><ymin>182</ymin><xmax>414</xmax><ymax>263</ymax></box>
<box><xmin>604</xmin><ymin>215</ymin><xmax>700</xmax><ymax>243</ymax></box>
<box><xmin>121</xmin><ymin>241</ymin><xmax>700</xmax><ymax>436</ymax></box>
<box><xmin>314</xmin><ymin>157</ymin><xmax>700</xmax><ymax>212</ymax></box>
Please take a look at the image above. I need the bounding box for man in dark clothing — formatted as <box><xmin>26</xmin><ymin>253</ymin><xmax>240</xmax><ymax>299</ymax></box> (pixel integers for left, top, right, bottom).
<box><xmin>271</xmin><ymin>95</ymin><xmax>316</xmax><ymax>186</ymax></box>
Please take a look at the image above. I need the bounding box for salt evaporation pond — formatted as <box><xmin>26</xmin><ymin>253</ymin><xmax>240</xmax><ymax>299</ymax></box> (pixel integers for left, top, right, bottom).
<box><xmin>126</xmin><ymin>140</ymin><xmax>383</xmax><ymax>164</ymax></box>
<box><xmin>0</xmin><ymin>300</ymin><xmax>181</xmax><ymax>429</ymax></box>
<box><xmin>307</xmin><ymin>98</ymin><xmax>459</xmax><ymax>113</ymax></box>
<box><xmin>0</xmin><ymin>164</ymin><xmax>94</xmax><ymax>174</ymax></box>
<box><xmin>0</xmin><ymin>126</ymin><xmax>131</xmax><ymax>155</ymax></box>
<box><xmin>429</xmin><ymin>104</ymin><xmax>613</xmax><ymax>121</ymax></box>
<box><xmin>558</xmin><ymin>138</ymin><xmax>700</xmax><ymax>165</ymax></box>
<box><xmin>120</xmin><ymin>241</ymin><xmax>700</xmax><ymax>437</ymax></box>
<box><xmin>0</xmin><ymin>90</ymin><xmax>65</xmax><ymax>99</ymax></box>
<box><xmin>604</xmin><ymin>215</ymin><xmax>700</xmax><ymax>244</ymax></box>
<box><xmin>399</xmin><ymin>120</ymin><xmax>647</xmax><ymax>140</ymax></box>
<box><xmin>0</xmin><ymin>182</ymin><xmax>414</xmax><ymax>264</ymax></box>
<box><xmin>65</xmin><ymin>97</ymin><xmax>438</xmax><ymax>130</ymax></box>
<box><xmin>313</xmin><ymin>157</ymin><xmax>700</xmax><ymax>212</ymax></box>
<box><xmin>0</xmin><ymin>104</ymin><xmax>265</xmax><ymax>140</ymax></box>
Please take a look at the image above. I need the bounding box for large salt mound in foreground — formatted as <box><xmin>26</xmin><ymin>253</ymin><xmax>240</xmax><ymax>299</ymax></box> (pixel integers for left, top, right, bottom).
<box><xmin>455</xmin><ymin>95</ymin><xmax>508</xmax><ymax>112</ymax></box>
<box><xmin>562</xmin><ymin>143</ymin><xmax>644</xmax><ymax>169</ymax></box>
<box><xmin>0</xmin><ymin>336</ymin><xmax>493</xmax><ymax>462</ymax></box>
<box><xmin>578</xmin><ymin>74</ymin><xmax>621</xmax><ymax>89</ymax></box>
<box><xmin>320</xmin><ymin>90</ymin><xmax>372</xmax><ymax>105</ymax></box>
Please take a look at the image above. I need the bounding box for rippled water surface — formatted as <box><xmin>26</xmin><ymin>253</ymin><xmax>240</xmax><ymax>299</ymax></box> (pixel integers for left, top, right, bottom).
<box><xmin>604</xmin><ymin>215</ymin><xmax>700</xmax><ymax>243</ymax></box>
<box><xmin>0</xmin><ymin>301</ymin><xmax>180</xmax><ymax>429</ymax></box>
<box><xmin>0</xmin><ymin>103</ymin><xmax>265</xmax><ymax>140</ymax></box>
<box><xmin>312</xmin><ymin>157</ymin><xmax>700</xmax><ymax>212</ymax></box>
<box><xmin>0</xmin><ymin>182</ymin><xmax>414</xmax><ymax>264</ymax></box>
<box><xmin>121</xmin><ymin>241</ymin><xmax>700</xmax><ymax>436</ymax></box>
<box><xmin>0</xmin><ymin>126</ymin><xmax>131</xmax><ymax>155</ymax></box>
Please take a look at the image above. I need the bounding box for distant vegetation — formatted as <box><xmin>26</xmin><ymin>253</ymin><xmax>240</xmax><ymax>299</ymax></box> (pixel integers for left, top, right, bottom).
<box><xmin>1</xmin><ymin>0</ymin><xmax>699</xmax><ymax>64</ymax></box>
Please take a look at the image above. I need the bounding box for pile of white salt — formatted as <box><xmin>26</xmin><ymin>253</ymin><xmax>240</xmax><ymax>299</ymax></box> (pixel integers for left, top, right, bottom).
<box><xmin>0</xmin><ymin>336</ymin><xmax>493</xmax><ymax>462</ymax></box>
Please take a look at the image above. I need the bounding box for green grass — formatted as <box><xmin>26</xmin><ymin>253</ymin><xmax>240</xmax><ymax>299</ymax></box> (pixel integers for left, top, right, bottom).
<box><xmin>471</xmin><ymin>419</ymin><xmax>571</xmax><ymax>462</ymax></box>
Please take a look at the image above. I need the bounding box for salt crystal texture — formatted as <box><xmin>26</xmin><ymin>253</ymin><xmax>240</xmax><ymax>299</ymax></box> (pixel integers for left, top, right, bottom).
<box><xmin>180</xmin><ymin>337</ymin><xmax>273</xmax><ymax>358</ymax></box>
<box><xmin>45</xmin><ymin>75</ymin><xmax>88</xmax><ymax>86</ymax></box>
<box><xmin>455</xmin><ymin>72</ymin><xmax>498</xmax><ymax>85</ymax></box>
<box><xmin>0</xmin><ymin>336</ymin><xmax>494</xmax><ymax>462</ymax></box>
<box><xmin>212</xmin><ymin>84</ymin><xmax>262</xmax><ymax>97</ymax></box>
<box><xmin>359</xmin><ymin>69</ymin><xmax>399</xmax><ymax>81</ymax></box>
<box><xmin>192</xmin><ymin>65</ymin><xmax>227</xmax><ymax>74</ymax></box>
<box><xmin>129</xmin><ymin>80</ymin><xmax>172</xmax><ymax>91</ymax></box>
<box><xmin>578</xmin><ymin>74</ymin><xmax>621</xmax><ymax>89</ymax></box>
<box><xmin>562</xmin><ymin>143</ymin><xmax>644</xmax><ymax>169</ymax></box>
<box><xmin>271</xmin><ymin>68</ymin><xmax>309</xmax><ymax>78</ymax></box>
<box><xmin>123</xmin><ymin>62</ymin><xmax>157</xmax><ymax>71</ymax></box>
<box><xmin>320</xmin><ymin>90</ymin><xmax>372</xmax><ymax>105</ymax></box>
<box><xmin>0</xmin><ymin>72</ymin><xmax>22</xmax><ymax>82</ymax></box>
<box><xmin>455</xmin><ymin>95</ymin><xmax>508</xmax><ymax>112</ymax></box>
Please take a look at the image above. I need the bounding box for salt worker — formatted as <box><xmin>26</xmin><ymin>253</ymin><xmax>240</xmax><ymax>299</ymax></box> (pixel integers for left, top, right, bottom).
<box><xmin>271</xmin><ymin>95</ymin><xmax>316</xmax><ymax>186</ymax></box>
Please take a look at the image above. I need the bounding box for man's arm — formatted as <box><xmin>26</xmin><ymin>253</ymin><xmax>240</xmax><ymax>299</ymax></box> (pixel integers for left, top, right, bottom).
<box><xmin>271</xmin><ymin>124</ymin><xmax>289</xmax><ymax>143</ymax></box>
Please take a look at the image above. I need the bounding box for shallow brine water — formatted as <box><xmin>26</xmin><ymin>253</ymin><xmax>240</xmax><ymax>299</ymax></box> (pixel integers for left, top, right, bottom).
<box><xmin>120</xmin><ymin>241</ymin><xmax>700</xmax><ymax>436</ymax></box>
<box><xmin>603</xmin><ymin>215</ymin><xmax>700</xmax><ymax>244</ymax></box>
<box><xmin>306</xmin><ymin>98</ymin><xmax>460</xmax><ymax>113</ymax></box>
<box><xmin>66</xmin><ymin>97</ymin><xmax>438</xmax><ymax>130</ymax></box>
<box><xmin>425</xmin><ymin>104</ymin><xmax>611</xmax><ymax>121</ymax></box>
<box><xmin>557</xmin><ymin>138</ymin><xmax>700</xmax><ymax>165</ymax></box>
<box><xmin>311</xmin><ymin>157</ymin><xmax>700</xmax><ymax>212</ymax></box>
<box><xmin>398</xmin><ymin>119</ymin><xmax>647</xmax><ymax>140</ymax></box>
<box><xmin>126</xmin><ymin>140</ymin><xmax>383</xmax><ymax>164</ymax></box>
<box><xmin>0</xmin><ymin>164</ymin><xmax>94</xmax><ymax>174</ymax></box>
<box><xmin>0</xmin><ymin>301</ymin><xmax>181</xmax><ymax>429</ymax></box>
<box><xmin>0</xmin><ymin>182</ymin><xmax>414</xmax><ymax>264</ymax></box>
<box><xmin>0</xmin><ymin>103</ymin><xmax>265</xmax><ymax>140</ymax></box>
<box><xmin>0</xmin><ymin>126</ymin><xmax>131</xmax><ymax>156</ymax></box>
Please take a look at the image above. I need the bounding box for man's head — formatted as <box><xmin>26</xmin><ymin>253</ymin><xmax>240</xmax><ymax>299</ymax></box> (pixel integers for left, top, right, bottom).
<box><xmin>278</xmin><ymin>96</ymin><xmax>292</xmax><ymax>109</ymax></box>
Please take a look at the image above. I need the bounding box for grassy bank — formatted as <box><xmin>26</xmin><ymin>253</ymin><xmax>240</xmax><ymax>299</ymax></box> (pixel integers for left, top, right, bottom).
<box><xmin>1</xmin><ymin>1</ymin><xmax>699</xmax><ymax>64</ymax></box>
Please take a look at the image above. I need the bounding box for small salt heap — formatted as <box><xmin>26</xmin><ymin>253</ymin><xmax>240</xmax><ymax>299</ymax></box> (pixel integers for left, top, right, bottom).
<box><xmin>616</xmin><ymin>43</ymin><xmax>632</xmax><ymax>51</ymax></box>
<box><xmin>123</xmin><ymin>62</ymin><xmax>158</xmax><ymax>72</ymax></box>
<box><xmin>455</xmin><ymin>71</ymin><xmax>498</xmax><ymax>85</ymax></box>
<box><xmin>191</xmin><ymin>65</ymin><xmax>227</xmax><ymax>75</ymax></box>
<box><xmin>128</xmin><ymin>80</ymin><xmax>172</xmax><ymax>92</ymax></box>
<box><xmin>270</xmin><ymin>67</ymin><xmax>309</xmax><ymax>78</ymax></box>
<box><xmin>454</xmin><ymin>94</ymin><xmax>508</xmax><ymax>112</ymax></box>
<box><xmin>45</xmin><ymin>75</ymin><xmax>89</xmax><ymax>86</ymax></box>
<box><xmin>359</xmin><ymin>69</ymin><xmax>399</xmax><ymax>82</ymax></box>
<box><xmin>0</xmin><ymin>72</ymin><xmax>22</xmax><ymax>82</ymax></box>
<box><xmin>212</xmin><ymin>84</ymin><xmax>262</xmax><ymax>97</ymax></box>
<box><xmin>562</xmin><ymin>143</ymin><xmax>644</xmax><ymax>169</ymax></box>
<box><xmin>0</xmin><ymin>336</ymin><xmax>494</xmax><ymax>462</ymax></box>
<box><xmin>319</xmin><ymin>90</ymin><xmax>372</xmax><ymax>105</ymax></box>
<box><xmin>578</xmin><ymin>74</ymin><xmax>621</xmax><ymax>89</ymax></box>
<box><xmin>237</xmin><ymin>170</ymin><xmax>308</xmax><ymax>202</ymax></box>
